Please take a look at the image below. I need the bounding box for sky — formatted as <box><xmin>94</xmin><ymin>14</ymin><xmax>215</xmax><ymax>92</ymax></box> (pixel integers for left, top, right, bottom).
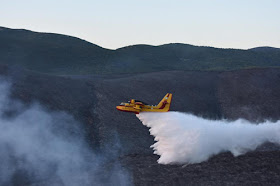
<box><xmin>1</xmin><ymin>0</ymin><xmax>279</xmax><ymax>49</ymax></box>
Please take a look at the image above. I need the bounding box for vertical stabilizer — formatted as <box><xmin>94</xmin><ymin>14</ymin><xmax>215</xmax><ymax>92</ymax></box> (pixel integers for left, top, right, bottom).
<box><xmin>156</xmin><ymin>93</ymin><xmax>172</xmax><ymax>110</ymax></box>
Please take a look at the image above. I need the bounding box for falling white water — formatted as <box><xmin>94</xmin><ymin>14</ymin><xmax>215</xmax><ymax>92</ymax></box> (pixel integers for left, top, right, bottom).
<box><xmin>137</xmin><ymin>112</ymin><xmax>280</xmax><ymax>164</ymax></box>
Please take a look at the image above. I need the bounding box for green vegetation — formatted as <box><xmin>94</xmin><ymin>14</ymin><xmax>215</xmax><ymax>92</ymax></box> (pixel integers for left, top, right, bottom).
<box><xmin>0</xmin><ymin>27</ymin><xmax>280</xmax><ymax>75</ymax></box>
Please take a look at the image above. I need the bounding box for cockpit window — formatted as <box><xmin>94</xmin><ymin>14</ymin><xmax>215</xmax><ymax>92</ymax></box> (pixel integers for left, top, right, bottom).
<box><xmin>134</xmin><ymin>100</ymin><xmax>148</xmax><ymax>105</ymax></box>
<box><xmin>127</xmin><ymin>100</ymin><xmax>148</xmax><ymax>105</ymax></box>
<box><xmin>120</xmin><ymin>103</ymin><xmax>125</xmax><ymax>105</ymax></box>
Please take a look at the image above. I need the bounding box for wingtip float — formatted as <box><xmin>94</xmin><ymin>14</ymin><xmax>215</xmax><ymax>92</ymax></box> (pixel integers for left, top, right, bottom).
<box><xmin>116</xmin><ymin>93</ymin><xmax>172</xmax><ymax>114</ymax></box>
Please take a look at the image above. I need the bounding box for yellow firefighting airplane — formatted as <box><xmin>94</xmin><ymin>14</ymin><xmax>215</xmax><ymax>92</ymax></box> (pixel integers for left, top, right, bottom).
<box><xmin>116</xmin><ymin>93</ymin><xmax>172</xmax><ymax>114</ymax></box>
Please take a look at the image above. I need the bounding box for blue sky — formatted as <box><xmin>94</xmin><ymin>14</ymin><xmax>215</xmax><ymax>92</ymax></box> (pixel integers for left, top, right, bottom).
<box><xmin>1</xmin><ymin>0</ymin><xmax>279</xmax><ymax>49</ymax></box>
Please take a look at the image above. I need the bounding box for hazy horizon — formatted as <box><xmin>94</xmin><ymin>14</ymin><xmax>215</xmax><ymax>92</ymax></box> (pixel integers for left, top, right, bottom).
<box><xmin>1</xmin><ymin>0</ymin><xmax>279</xmax><ymax>49</ymax></box>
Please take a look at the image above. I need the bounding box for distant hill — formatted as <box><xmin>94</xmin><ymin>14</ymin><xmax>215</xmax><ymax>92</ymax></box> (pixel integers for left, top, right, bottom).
<box><xmin>1</xmin><ymin>26</ymin><xmax>280</xmax><ymax>74</ymax></box>
<box><xmin>249</xmin><ymin>46</ymin><xmax>280</xmax><ymax>52</ymax></box>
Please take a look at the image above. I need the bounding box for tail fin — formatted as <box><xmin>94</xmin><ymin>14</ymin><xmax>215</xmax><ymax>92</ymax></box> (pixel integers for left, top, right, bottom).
<box><xmin>156</xmin><ymin>93</ymin><xmax>172</xmax><ymax>111</ymax></box>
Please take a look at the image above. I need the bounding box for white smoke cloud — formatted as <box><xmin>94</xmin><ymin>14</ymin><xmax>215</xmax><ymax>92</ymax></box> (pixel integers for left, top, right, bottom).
<box><xmin>137</xmin><ymin>112</ymin><xmax>280</xmax><ymax>164</ymax></box>
<box><xmin>0</xmin><ymin>78</ymin><xmax>131</xmax><ymax>185</ymax></box>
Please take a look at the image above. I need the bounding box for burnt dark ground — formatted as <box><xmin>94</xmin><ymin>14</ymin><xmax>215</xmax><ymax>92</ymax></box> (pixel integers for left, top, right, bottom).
<box><xmin>121</xmin><ymin>151</ymin><xmax>280</xmax><ymax>186</ymax></box>
<box><xmin>1</xmin><ymin>65</ymin><xmax>280</xmax><ymax>185</ymax></box>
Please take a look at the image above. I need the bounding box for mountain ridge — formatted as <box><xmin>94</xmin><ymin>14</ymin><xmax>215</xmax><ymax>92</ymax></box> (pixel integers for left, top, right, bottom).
<box><xmin>1</xmin><ymin>26</ymin><xmax>280</xmax><ymax>75</ymax></box>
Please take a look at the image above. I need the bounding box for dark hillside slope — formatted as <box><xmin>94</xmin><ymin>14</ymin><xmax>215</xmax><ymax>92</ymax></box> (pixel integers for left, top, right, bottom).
<box><xmin>1</xmin><ymin>65</ymin><xmax>280</xmax><ymax>185</ymax></box>
<box><xmin>113</xmin><ymin>43</ymin><xmax>280</xmax><ymax>72</ymax></box>
<box><xmin>1</xmin><ymin>27</ymin><xmax>280</xmax><ymax>74</ymax></box>
<box><xmin>0</xmin><ymin>27</ymin><xmax>112</xmax><ymax>74</ymax></box>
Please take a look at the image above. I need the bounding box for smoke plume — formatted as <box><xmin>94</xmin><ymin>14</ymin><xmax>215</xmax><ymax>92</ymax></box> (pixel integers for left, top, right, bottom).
<box><xmin>137</xmin><ymin>112</ymin><xmax>280</xmax><ymax>164</ymax></box>
<box><xmin>0</xmin><ymin>78</ymin><xmax>131</xmax><ymax>185</ymax></box>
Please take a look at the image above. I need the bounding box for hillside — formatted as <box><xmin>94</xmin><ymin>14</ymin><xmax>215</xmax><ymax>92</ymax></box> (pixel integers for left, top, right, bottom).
<box><xmin>1</xmin><ymin>65</ymin><xmax>280</xmax><ymax>185</ymax></box>
<box><xmin>1</xmin><ymin>26</ymin><xmax>280</xmax><ymax>74</ymax></box>
<box><xmin>0</xmin><ymin>26</ymin><xmax>112</xmax><ymax>74</ymax></box>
